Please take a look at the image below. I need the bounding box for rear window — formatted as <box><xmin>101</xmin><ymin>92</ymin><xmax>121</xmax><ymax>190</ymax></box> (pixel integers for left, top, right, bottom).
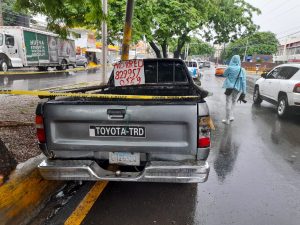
<box><xmin>110</xmin><ymin>60</ymin><xmax>188</xmax><ymax>86</ymax></box>
<box><xmin>144</xmin><ymin>61</ymin><xmax>188</xmax><ymax>83</ymax></box>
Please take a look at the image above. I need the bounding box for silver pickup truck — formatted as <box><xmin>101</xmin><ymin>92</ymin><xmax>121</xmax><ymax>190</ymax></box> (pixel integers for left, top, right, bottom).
<box><xmin>36</xmin><ymin>59</ymin><xmax>211</xmax><ymax>183</ymax></box>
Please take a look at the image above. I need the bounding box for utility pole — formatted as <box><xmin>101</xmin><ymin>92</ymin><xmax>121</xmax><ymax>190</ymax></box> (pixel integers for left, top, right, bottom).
<box><xmin>121</xmin><ymin>0</ymin><xmax>135</xmax><ymax>61</ymax></box>
<box><xmin>102</xmin><ymin>0</ymin><xmax>108</xmax><ymax>82</ymax></box>
<box><xmin>0</xmin><ymin>0</ymin><xmax>4</xmax><ymax>26</ymax></box>
<box><xmin>243</xmin><ymin>39</ymin><xmax>249</xmax><ymax>62</ymax></box>
<box><xmin>186</xmin><ymin>43</ymin><xmax>190</xmax><ymax>60</ymax></box>
<box><xmin>283</xmin><ymin>37</ymin><xmax>288</xmax><ymax>62</ymax></box>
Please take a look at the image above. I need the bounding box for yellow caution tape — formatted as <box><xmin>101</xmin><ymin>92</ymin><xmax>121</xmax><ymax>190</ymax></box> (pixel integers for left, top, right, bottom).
<box><xmin>0</xmin><ymin>65</ymin><xmax>101</xmax><ymax>76</ymax></box>
<box><xmin>0</xmin><ymin>89</ymin><xmax>199</xmax><ymax>100</ymax></box>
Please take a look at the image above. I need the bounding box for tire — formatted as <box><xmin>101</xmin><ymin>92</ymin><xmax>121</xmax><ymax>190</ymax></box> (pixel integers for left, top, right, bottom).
<box><xmin>0</xmin><ymin>59</ymin><xmax>9</xmax><ymax>72</ymax></box>
<box><xmin>56</xmin><ymin>59</ymin><xmax>68</xmax><ymax>71</ymax></box>
<box><xmin>253</xmin><ymin>86</ymin><xmax>263</xmax><ymax>104</ymax></box>
<box><xmin>277</xmin><ymin>95</ymin><xmax>289</xmax><ymax>118</ymax></box>
<box><xmin>38</xmin><ymin>66</ymin><xmax>48</xmax><ymax>71</ymax></box>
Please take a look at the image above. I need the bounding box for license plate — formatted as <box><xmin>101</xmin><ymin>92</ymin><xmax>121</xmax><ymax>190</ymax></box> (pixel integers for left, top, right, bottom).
<box><xmin>89</xmin><ymin>126</ymin><xmax>146</xmax><ymax>138</ymax></box>
<box><xmin>109</xmin><ymin>152</ymin><xmax>140</xmax><ymax>166</ymax></box>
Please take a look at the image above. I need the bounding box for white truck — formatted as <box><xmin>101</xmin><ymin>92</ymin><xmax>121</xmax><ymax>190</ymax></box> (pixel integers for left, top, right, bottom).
<box><xmin>0</xmin><ymin>26</ymin><xmax>76</xmax><ymax>72</ymax></box>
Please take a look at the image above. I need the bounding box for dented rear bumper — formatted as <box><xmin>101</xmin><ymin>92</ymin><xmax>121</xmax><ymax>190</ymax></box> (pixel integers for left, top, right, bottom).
<box><xmin>38</xmin><ymin>159</ymin><xmax>210</xmax><ymax>183</ymax></box>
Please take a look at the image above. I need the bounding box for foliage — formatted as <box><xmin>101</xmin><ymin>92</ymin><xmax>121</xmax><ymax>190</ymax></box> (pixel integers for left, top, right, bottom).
<box><xmin>132</xmin><ymin>0</ymin><xmax>260</xmax><ymax>58</ymax></box>
<box><xmin>15</xmin><ymin>0</ymin><xmax>103</xmax><ymax>38</ymax></box>
<box><xmin>15</xmin><ymin>0</ymin><xmax>261</xmax><ymax>57</ymax></box>
<box><xmin>187</xmin><ymin>38</ymin><xmax>215</xmax><ymax>56</ymax></box>
<box><xmin>2</xmin><ymin>0</ymin><xmax>29</xmax><ymax>26</ymax></box>
<box><xmin>222</xmin><ymin>32</ymin><xmax>279</xmax><ymax>60</ymax></box>
<box><xmin>205</xmin><ymin>0</ymin><xmax>260</xmax><ymax>44</ymax></box>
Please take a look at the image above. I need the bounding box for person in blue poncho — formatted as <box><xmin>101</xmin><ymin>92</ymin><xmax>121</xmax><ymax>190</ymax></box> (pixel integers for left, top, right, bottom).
<box><xmin>222</xmin><ymin>55</ymin><xmax>247</xmax><ymax>125</ymax></box>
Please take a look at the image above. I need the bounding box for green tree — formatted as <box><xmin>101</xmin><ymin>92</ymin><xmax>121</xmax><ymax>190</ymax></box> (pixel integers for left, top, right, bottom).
<box><xmin>187</xmin><ymin>38</ymin><xmax>215</xmax><ymax>56</ymax></box>
<box><xmin>15</xmin><ymin>0</ymin><xmax>103</xmax><ymax>38</ymax></box>
<box><xmin>15</xmin><ymin>0</ymin><xmax>260</xmax><ymax>58</ymax></box>
<box><xmin>2</xmin><ymin>0</ymin><xmax>29</xmax><ymax>26</ymax></box>
<box><xmin>132</xmin><ymin>0</ymin><xmax>260</xmax><ymax>58</ymax></box>
<box><xmin>222</xmin><ymin>31</ymin><xmax>279</xmax><ymax>61</ymax></box>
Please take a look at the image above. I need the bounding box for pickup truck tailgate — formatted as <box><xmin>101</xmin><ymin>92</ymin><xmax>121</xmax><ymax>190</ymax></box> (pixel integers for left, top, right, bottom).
<box><xmin>43</xmin><ymin>103</ymin><xmax>198</xmax><ymax>156</ymax></box>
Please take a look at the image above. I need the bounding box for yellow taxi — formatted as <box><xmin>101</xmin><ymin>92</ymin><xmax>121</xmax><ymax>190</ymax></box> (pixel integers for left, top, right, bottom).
<box><xmin>215</xmin><ymin>65</ymin><xmax>228</xmax><ymax>76</ymax></box>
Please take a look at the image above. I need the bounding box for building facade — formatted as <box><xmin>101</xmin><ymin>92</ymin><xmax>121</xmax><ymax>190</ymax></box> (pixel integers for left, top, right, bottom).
<box><xmin>274</xmin><ymin>36</ymin><xmax>300</xmax><ymax>63</ymax></box>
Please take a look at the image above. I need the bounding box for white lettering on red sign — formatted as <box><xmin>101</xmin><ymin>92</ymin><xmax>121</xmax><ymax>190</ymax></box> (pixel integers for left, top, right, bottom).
<box><xmin>113</xmin><ymin>59</ymin><xmax>145</xmax><ymax>86</ymax></box>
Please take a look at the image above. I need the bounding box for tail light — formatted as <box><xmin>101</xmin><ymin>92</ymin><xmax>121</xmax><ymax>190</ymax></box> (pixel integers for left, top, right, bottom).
<box><xmin>198</xmin><ymin>116</ymin><xmax>211</xmax><ymax>148</ymax></box>
<box><xmin>35</xmin><ymin>115</ymin><xmax>46</xmax><ymax>143</ymax></box>
<box><xmin>293</xmin><ymin>83</ymin><xmax>300</xmax><ymax>93</ymax></box>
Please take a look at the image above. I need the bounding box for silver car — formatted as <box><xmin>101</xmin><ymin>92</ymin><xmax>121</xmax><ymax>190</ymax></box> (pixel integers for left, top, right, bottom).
<box><xmin>75</xmin><ymin>55</ymin><xmax>88</xmax><ymax>67</ymax></box>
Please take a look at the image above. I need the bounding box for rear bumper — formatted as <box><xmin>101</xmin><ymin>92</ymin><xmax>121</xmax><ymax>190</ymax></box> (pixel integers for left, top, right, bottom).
<box><xmin>38</xmin><ymin>159</ymin><xmax>210</xmax><ymax>183</ymax></box>
<box><xmin>291</xmin><ymin>92</ymin><xmax>300</xmax><ymax>106</ymax></box>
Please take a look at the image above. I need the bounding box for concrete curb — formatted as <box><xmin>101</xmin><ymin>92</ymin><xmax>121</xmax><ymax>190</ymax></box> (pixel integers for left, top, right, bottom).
<box><xmin>0</xmin><ymin>154</ymin><xmax>63</xmax><ymax>225</ymax></box>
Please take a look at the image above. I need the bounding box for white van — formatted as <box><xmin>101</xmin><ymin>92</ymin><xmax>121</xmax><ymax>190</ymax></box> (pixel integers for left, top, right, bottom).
<box><xmin>0</xmin><ymin>26</ymin><xmax>76</xmax><ymax>72</ymax></box>
<box><xmin>184</xmin><ymin>60</ymin><xmax>201</xmax><ymax>80</ymax></box>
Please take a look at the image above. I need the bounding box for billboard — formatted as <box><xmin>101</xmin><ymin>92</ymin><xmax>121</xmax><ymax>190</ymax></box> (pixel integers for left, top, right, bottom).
<box><xmin>24</xmin><ymin>30</ymin><xmax>49</xmax><ymax>63</ymax></box>
<box><xmin>24</xmin><ymin>30</ymin><xmax>75</xmax><ymax>65</ymax></box>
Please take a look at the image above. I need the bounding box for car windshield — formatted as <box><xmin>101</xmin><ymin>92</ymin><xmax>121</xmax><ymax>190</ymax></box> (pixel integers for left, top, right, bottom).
<box><xmin>0</xmin><ymin>34</ymin><xmax>3</xmax><ymax>46</ymax></box>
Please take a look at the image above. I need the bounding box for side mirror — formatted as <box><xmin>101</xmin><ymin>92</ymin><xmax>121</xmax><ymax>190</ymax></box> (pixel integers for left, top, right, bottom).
<box><xmin>261</xmin><ymin>73</ymin><xmax>267</xmax><ymax>79</ymax></box>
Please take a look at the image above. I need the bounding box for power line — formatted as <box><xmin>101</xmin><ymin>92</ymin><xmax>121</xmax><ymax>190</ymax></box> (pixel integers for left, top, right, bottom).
<box><xmin>225</xmin><ymin>43</ymin><xmax>277</xmax><ymax>50</ymax></box>
<box><xmin>261</xmin><ymin>0</ymin><xmax>273</xmax><ymax>8</ymax></box>
<box><xmin>263</xmin><ymin>4</ymin><xmax>300</xmax><ymax>20</ymax></box>
<box><xmin>276</xmin><ymin>25</ymin><xmax>300</xmax><ymax>36</ymax></box>
<box><xmin>277</xmin><ymin>30</ymin><xmax>300</xmax><ymax>39</ymax></box>
<box><xmin>262</xmin><ymin>0</ymin><xmax>292</xmax><ymax>15</ymax></box>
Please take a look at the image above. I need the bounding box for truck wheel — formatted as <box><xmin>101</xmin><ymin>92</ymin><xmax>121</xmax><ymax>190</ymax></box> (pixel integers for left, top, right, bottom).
<box><xmin>56</xmin><ymin>60</ymin><xmax>68</xmax><ymax>71</ymax></box>
<box><xmin>277</xmin><ymin>95</ymin><xmax>289</xmax><ymax>118</ymax></box>
<box><xmin>0</xmin><ymin>59</ymin><xmax>8</xmax><ymax>72</ymax></box>
<box><xmin>38</xmin><ymin>66</ymin><xmax>48</xmax><ymax>71</ymax></box>
<box><xmin>253</xmin><ymin>86</ymin><xmax>263</xmax><ymax>104</ymax></box>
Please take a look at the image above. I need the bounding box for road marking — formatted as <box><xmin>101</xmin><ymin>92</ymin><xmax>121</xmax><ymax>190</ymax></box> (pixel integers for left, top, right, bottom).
<box><xmin>64</xmin><ymin>181</ymin><xmax>108</xmax><ymax>225</ymax></box>
<box><xmin>0</xmin><ymin>167</ymin><xmax>62</xmax><ymax>225</ymax></box>
<box><xmin>0</xmin><ymin>89</ymin><xmax>199</xmax><ymax>100</ymax></box>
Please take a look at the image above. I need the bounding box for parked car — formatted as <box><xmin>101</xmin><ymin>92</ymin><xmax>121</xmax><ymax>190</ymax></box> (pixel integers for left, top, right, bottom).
<box><xmin>184</xmin><ymin>60</ymin><xmax>201</xmax><ymax>80</ymax></box>
<box><xmin>253</xmin><ymin>64</ymin><xmax>300</xmax><ymax>118</ymax></box>
<box><xmin>76</xmin><ymin>55</ymin><xmax>88</xmax><ymax>67</ymax></box>
<box><xmin>204</xmin><ymin>61</ymin><xmax>211</xmax><ymax>68</ymax></box>
<box><xmin>37</xmin><ymin>58</ymin><xmax>212</xmax><ymax>183</ymax></box>
<box><xmin>215</xmin><ymin>65</ymin><xmax>227</xmax><ymax>76</ymax></box>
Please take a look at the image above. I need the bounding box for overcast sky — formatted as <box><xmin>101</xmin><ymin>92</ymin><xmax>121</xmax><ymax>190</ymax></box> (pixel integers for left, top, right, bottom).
<box><xmin>246</xmin><ymin>0</ymin><xmax>300</xmax><ymax>41</ymax></box>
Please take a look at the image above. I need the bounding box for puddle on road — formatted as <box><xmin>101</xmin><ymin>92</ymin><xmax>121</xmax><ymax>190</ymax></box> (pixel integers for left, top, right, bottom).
<box><xmin>0</xmin><ymin>69</ymin><xmax>111</xmax><ymax>91</ymax></box>
<box><xmin>30</xmin><ymin>181</ymin><xmax>86</xmax><ymax>225</ymax></box>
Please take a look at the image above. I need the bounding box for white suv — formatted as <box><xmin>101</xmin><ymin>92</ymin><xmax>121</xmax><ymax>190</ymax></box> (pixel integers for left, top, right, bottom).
<box><xmin>253</xmin><ymin>64</ymin><xmax>300</xmax><ymax>118</ymax></box>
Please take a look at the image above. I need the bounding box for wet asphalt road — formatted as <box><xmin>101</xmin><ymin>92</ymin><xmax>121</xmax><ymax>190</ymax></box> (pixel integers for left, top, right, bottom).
<box><xmin>0</xmin><ymin>68</ymin><xmax>112</xmax><ymax>90</ymax></box>
<box><xmin>33</xmin><ymin>67</ymin><xmax>300</xmax><ymax>225</ymax></box>
<box><xmin>79</xmin><ymin>69</ymin><xmax>300</xmax><ymax>225</ymax></box>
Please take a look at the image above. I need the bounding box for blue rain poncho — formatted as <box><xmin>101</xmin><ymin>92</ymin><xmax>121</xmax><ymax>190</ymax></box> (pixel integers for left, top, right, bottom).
<box><xmin>222</xmin><ymin>55</ymin><xmax>247</xmax><ymax>94</ymax></box>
